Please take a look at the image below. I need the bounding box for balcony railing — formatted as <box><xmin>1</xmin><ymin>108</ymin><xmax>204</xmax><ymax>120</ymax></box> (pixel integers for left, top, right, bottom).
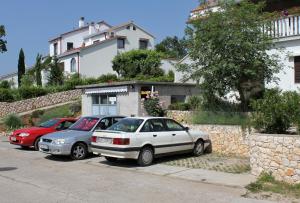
<box><xmin>268</xmin><ymin>15</ymin><xmax>300</xmax><ymax>38</ymax></box>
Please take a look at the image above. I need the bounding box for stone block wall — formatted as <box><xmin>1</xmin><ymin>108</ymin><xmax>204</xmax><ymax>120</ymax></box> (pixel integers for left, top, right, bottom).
<box><xmin>188</xmin><ymin>124</ymin><xmax>251</xmax><ymax>157</ymax></box>
<box><xmin>0</xmin><ymin>89</ymin><xmax>82</xmax><ymax>118</ymax></box>
<box><xmin>167</xmin><ymin>110</ymin><xmax>192</xmax><ymax>123</ymax></box>
<box><xmin>250</xmin><ymin>134</ymin><xmax>300</xmax><ymax>184</ymax></box>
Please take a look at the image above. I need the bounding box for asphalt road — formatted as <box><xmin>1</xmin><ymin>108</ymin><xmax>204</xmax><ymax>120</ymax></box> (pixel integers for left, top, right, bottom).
<box><xmin>0</xmin><ymin>136</ymin><xmax>271</xmax><ymax>203</ymax></box>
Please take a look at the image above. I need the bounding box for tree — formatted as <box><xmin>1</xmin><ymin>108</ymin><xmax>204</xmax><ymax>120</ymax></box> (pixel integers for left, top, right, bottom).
<box><xmin>155</xmin><ymin>36</ymin><xmax>187</xmax><ymax>59</ymax></box>
<box><xmin>17</xmin><ymin>48</ymin><xmax>25</xmax><ymax>87</ymax></box>
<box><xmin>30</xmin><ymin>54</ymin><xmax>52</xmax><ymax>86</ymax></box>
<box><xmin>48</xmin><ymin>57</ymin><xmax>64</xmax><ymax>86</ymax></box>
<box><xmin>112</xmin><ymin>50</ymin><xmax>164</xmax><ymax>78</ymax></box>
<box><xmin>0</xmin><ymin>25</ymin><xmax>7</xmax><ymax>53</ymax></box>
<box><xmin>180</xmin><ymin>0</ymin><xmax>282</xmax><ymax>111</ymax></box>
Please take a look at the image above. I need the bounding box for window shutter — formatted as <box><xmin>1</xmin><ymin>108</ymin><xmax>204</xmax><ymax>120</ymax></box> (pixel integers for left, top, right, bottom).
<box><xmin>295</xmin><ymin>56</ymin><xmax>300</xmax><ymax>83</ymax></box>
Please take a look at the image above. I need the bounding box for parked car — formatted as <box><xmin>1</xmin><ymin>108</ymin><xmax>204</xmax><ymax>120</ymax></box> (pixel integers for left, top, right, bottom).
<box><xmin>91</xmin><ymin>117</ymin><xmax>211</xmax><ymax>166</ymax></box>
<box><xmin>9</xmin><ymin>118</ymin><xmax>77</xmax><ymax>150</ymax></box>
<box><xmin>39</xmin><ymin>116</ymin><xmax>125</xmax><ymax>160</ymax></box>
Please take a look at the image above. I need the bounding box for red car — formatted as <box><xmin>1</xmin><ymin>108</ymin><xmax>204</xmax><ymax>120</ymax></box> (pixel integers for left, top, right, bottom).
<box><xmin>9</xmin><ymin>118</ymin><xmax>77</xmax><ymax>150</ymax></box>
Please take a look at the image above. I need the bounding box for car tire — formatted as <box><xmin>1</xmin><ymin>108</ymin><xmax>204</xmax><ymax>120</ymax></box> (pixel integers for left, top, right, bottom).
<box><xmin>71</xmin><ymin>143</ymin><xmax>88</xmax><ymax>160</ymax></box>
<box><xmin>193</xmin><ymin>140</ymin><xmax>204</xmax><ymax>156</ymax></box>
<box><xmin>137</xmin><ymin>146</ymin><xmax>154</xmax><ymax>167</ymax></box>
<box><xmin>34</xmin><ymin>137</ymin><xmax>41</xmax><ymax>151</ymax></box>
<box><xmin>105</xmin><ymin>156</ymin><xmax>118</xmax><ymax>162</ymax></box>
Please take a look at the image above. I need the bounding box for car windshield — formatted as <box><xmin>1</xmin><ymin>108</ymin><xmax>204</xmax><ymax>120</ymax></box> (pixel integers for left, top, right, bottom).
<box><xmin>38</xmin><ymin>119</ymin><xmax>59</xmax><ymax>128</ymax></box>
<box><xmin>107</xmin><ymin>118</ymin><xmax>144</xmax><ymax>132</ymax></box>
<box><xmin>68</xmin><ymin>117</ymin><xmax>99</xmax><ymax>131</ymax></box>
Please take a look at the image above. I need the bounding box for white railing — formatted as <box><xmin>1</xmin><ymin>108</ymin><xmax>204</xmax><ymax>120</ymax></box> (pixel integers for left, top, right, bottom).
<box><xmin>268</xmin><ymin>15</ymin><xmax>300</xmax><ymax>38</ymax></box>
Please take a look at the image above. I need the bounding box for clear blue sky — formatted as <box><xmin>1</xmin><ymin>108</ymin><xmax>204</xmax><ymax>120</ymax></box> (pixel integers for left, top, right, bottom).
<box><xmin>0</xmin><ymin>0</ymin><xmax>199</xmax><ymax>75</ymax></box>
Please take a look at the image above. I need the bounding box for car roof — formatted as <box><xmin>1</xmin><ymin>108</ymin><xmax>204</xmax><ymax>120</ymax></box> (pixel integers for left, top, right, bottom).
<box><xmin>81</xmin><ymin>115</ymin><xmax>125</xmax><ymax>119</ymax></box>
<box><xmin>123</xmin><ymin>117</ymin><xmax>169</xmax><ymax>120</ymax></box>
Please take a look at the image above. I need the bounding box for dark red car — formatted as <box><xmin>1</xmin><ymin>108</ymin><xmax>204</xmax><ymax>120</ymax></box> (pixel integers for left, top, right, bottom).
<box><xmin>9</xmin><ymin>118</ymin><xmax>77</xmax><ymax>150</ymax></box>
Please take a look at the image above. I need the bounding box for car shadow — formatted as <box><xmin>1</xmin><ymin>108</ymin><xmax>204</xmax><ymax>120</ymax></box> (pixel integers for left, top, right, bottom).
<box><xmin>15</xmin><ymin>147</ymin><xmax>35</xmax><ymax>151</ymax></box>
<box><xmin>44</xmin><ymin>153</ymin><xmax>100</xmax><ymax>162</ymax></box>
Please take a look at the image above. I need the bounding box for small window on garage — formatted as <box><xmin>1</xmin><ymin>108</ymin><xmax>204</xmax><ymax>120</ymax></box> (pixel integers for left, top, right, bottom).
<box><xmin>171</xmin><ymin>95</ymin><xmax>186</xmax><ymax>104</ymax></box>
<box><xmin>92</xmin><ymin>95</ymin><xmax>99</xmax><ymax>104</ymax></box>
<box><xmin>295</xmin><ymin>56</ymin><xmax>300</xmax><ymax>83</ymax></box>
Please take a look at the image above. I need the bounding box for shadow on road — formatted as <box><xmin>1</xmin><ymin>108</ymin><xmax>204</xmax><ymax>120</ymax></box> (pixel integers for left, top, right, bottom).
<box><xmin>44</xmin><ymin>153</ymin><xmax>100</xmax><ymax>162</ymax></box>
<box><xmin>0</xmin><ymin>167</ymin><xmax>18</xmax><ymax>172</ymax></box>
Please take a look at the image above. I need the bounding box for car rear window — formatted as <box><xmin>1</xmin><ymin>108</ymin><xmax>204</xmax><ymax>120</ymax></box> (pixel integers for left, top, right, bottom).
<box><xmin>107</xmin><ymin>118</ymin><xmax>144</xmax><ymax>132</ymax></box>
<box><xmin>69</xmin><ymin>117</ymin><xmax>99</xmax><ymax>131</ymax></box>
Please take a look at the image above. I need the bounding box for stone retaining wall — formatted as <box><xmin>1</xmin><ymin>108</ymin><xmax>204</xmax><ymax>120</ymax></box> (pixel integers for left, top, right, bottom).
<box><xmin>188</xmin><ymin>124</ymin><xmax>251</xmax><ymax>157</ymax></box>
<box><xmin>0</xmin><ymin>89</ymin><xmax>82</xmax><ymax>118</ymax></box>
<box><xmin>167</xmin><ymin>110</ymin><xmax>192</xmax><ymax>123</ymax></box>
<box><xmin>250</xmin><ymin>134</ymin><xmax>300</xmax><ymax>184</ymax></box>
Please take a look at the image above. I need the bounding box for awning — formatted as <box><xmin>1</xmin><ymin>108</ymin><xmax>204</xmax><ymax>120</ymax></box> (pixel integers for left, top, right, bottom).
<box><xmin>85</xmin><ymin>86</ymin><xmax>128</xmax><ymax>94</ymax></box>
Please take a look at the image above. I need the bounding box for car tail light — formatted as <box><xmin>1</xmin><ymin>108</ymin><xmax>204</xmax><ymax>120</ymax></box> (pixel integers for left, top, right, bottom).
<box><xmin>91</xmin><ymin>136</ymin><xmax>97</xmax><ymax>142</ymax></box>
<box><xmin>113</xmin><ymin>138</ymin><xmax>130</xmax><ymax>145</ymax></box>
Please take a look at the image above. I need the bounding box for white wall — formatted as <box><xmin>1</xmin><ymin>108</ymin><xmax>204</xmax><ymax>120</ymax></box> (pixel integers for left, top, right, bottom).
<box><xmin>59</xmin><ymin>53</ymin><xmax>79</xmax><ymax>73</ymax></box>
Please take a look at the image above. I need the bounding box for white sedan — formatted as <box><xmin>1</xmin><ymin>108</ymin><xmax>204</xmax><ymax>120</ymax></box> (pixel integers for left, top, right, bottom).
<box><xmin>91</xmin><ymin>117</ymin><xmax>211</xmax><ymax>166</ymax></box>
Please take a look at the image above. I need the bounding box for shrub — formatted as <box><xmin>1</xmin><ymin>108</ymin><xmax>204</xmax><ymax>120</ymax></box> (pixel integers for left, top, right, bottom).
<box><xmin>31</xmin><ymin>110</ymin><xmax>45</xmax><ymax>119</ymax></box>
<box><xmin>4</xmin><ymin>114</ymin><xmax>23</xmax><ymax>129</ymax></box>
<box><xmin>0</xmin><ymin>88</ymin><xmax>15</xmax><ymax>102</ymax></box>
<box><xmin>97</xmin><ymin>74</ymin><xmax>119</xmax><ymax>83</ymax></box>
<box><xmin>0</xmin><ymin>80</ymin><xmax>10</xmax><ymax>89</ymax></box>
<box><xmin>250</xmin><ymin>89</ymin><xmax>300</xmax><ymax>134</ymax></box>
<box><xmin>144</xmin><ymin>98</ymin><xmax>165</xmax><ymax>117</ymax></box>
<box><xmin>18</xmin><ymin>86</ymin><xmax>48</xmax><ymax>99</ymax></box>
<box><xmin>168</xmin><ymin>103</ymin><xmax>191</xmax><ymax>111</ymax></box>
<box><xmin>187</xmin><ymin>95</ymin><xmax>202</xmax><ymax>110</ymax></box>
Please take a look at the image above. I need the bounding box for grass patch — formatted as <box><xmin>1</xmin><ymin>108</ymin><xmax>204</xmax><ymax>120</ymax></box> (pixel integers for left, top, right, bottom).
<box><xmin>192</xmin><ymin>111</ymin><xmax>249</xmax><ymax>126</ymax></box>
<box><xmin>246</xmin><ymin>172</ymin><xmax>300</xmax><ymax>198</ymax></box>
<box><xmin>39</xmin><ymin>104</ymin><xmax>73</xmax><ymax>123</ymax></box>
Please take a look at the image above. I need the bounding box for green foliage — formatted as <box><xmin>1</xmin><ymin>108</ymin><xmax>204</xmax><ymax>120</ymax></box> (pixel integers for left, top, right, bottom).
<box><xmin>246</xmin><ymin>172</ymin><xmax>300</xmax><ymax>198</ymax></box>
<box><xmin>4</xmin><ymin>114</ymin><xmax>23</xmax><ymax>130</ymax></box>
<box><xmin>48</xmin><ymin>57</ymin><xmax>64</xmax><ymax>86</ymax></box>
<box><xmin>144</xmin><ymin>98</ymin><xmax>165</xmax><ymax>117</ymax></box>
<box><xmin>97</xmin><ymin>73</ymin><xmax>119</xmax><ymax>83</ymax></box>
<box><xmin>18</xmin><ymin>86</ymin><xmax>48</xmax><ymax>99</ymax></box>
<box><xmin>0</xmin><ymin>25</ymin><xmax>7</xmax><ymax>53</ymax></box>
<box><xmin>250</xmin><ymin>89</ymin><xmax>300</xmax><ymax>134</ymax></box>
<box><xmin>168</xmin><ymin>103</ymin><xmax>191</xmax><ymax>111</ymax></box>
<box><xmin>0</xmin><ymin>88</ymin><xmax>15</xmax><ymax>102</ymax></box>
<box><xmin>0</xmin><ymin>80</ymin><xmax>10</xmax><ymax>89</ymax></box>
<box><xmin>31</xmin><ymin>110</ymin><xmax>45</xmax><ymax>119</ymax></box>
<box><xmin>69</xmin><ymin>102</ymin><xmax>81</xmax><ymax>115</ymax></box>
<box><xmin>192</xmin><ymin>111</ymin><xmax>249</xmax><ymax>126</ymax></box>
<box><xmin>155</xmin><ymin>36</ymin><xmax>187</xmax><ymax>59</ymax></box>
<box><xmin>187</xmin><ymin>95</ymin><xmax>202</xmax><ymax>110</ymax></box>
<box><xmin>39</xmin><ymin>104</ymin><xmax>73</xmax><ymax>123</ymax></box>
<box><xmin>112</xmin><ymin>50</ymin><xmax>164</xmax><ymax>78</ymax></box>
<box><xmin>20</xmin><ymin>73</ymin><xmax>35</xmax><ymax>88</ymax></box>
<box><xmin>18</xmin><ymin>48</ymin><xmax>25</xmax><ymax>87</ymax></box>
<box><xmin>182</xmin><ymin>0</ymin><xmax>281</xmax><ymax>111</ymax></box>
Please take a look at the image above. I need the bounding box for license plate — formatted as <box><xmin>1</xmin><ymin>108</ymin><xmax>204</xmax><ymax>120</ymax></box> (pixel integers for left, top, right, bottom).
<box><xmin>98</xmin><ymin>137</ymin><xmax>112</xmax><ymax>144</ymax></box>
<box><xmin>40</xmin><ymin>144</ymin><xmax>49</xmax><ymax>150</ymax></box>
<box><xmin>11</xmin><ymin>137</ymin><xmax>16</xmax><ymax>141</ymax></box>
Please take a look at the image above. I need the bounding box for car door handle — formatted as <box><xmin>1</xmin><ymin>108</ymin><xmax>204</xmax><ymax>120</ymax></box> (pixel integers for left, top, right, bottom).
<box><xmin>153</xmin><ymin>134</ymin><xmax>157</xmax><ymax>137</ymax></box>
<box><xmin>172</xmin><ymin>134</ymin><xmax>176</xmax><ymax>136</ymax></box>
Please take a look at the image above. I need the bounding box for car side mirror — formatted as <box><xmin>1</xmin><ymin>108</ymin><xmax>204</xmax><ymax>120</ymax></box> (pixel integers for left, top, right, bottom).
<box><xmin>184</xmin><ymin>127</ymin><xmax>189</xmax><ymax>132</ymax></box>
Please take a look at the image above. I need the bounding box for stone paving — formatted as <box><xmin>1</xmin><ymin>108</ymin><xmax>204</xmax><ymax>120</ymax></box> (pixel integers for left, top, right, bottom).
<box><xmin>158</xmin><ymin>153</ymin><xmax>251</xmax><ymax>174</ymax></box>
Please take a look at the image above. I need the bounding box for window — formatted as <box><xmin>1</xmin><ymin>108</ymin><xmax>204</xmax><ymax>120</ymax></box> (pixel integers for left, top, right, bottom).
<box><xmin>117</xmin><ymin>38</ymin><xmax>125</xmax><ymax>49</ymax></box>
<box><xmin>69</xmin><ymin>117</ymin><xmax>99</xmax><ymax>131</ymax></box>
<box><xmin>140</xmin><ymin>120</ymin><xmax>153</xmax><ymax>132</ymax></box>
<box><xmin>133</xmin><ymin>26</ymin><xmax>136</xmax><ymax>30</ymax></box>
<box><xmin>53</xmin><ymin>43</ymin><xmax>58</xmax><ymax>55</ymax></box>
<box><xmin>93</xmin><ymin>40</ymin><xmax>100</xmax><ymax>44</ymax></box>
<box><xmin>94</xmin><ymin>118</ymin><xmax>111</xmax><ymax>131</ymax></box>
<box><xmin>295</xmin><ymin>56</ymin><xmax>300</xmax><ymax>83</ymax></box>
<box><xmin>112</xmin><ymin>117</ymin><xmax>123</xmax><ymax>124</ymax></box>
<box><xmin>67</xmin><ymin>42</ymin><xmax>73</xmax><ymax>50</ymax></box>
<box><xmin>70</xmin><ymin>58</ymin><xmax>77</xmax><ymax>72</ymax></box>
<box><xmin>150</xmin><ymin>119</ymin><xmax>166</xmax><ymax>132</ymax></box>
<box><xmin>107</xmin><ymin>118</ymin><xmax>144</xmax><ymax>132</ymax></box>
<box><xmin>126</xmin><ymin>25</ymin><xmax>131</xmax><ymax>30</ymax></box>
<box><xmin>92</xmin><ymin>95</ymin><xmax>100</xmax><ymax>104</ymax></box>
<box><xmin>139</xmin><ymin>40</ymin><xmax>148</xmax><ymax>50</ymax></box>
<box><xmin>165</xmin><ymin>119</ymin><xmax>184</xmax><ymax>131</ymax></box>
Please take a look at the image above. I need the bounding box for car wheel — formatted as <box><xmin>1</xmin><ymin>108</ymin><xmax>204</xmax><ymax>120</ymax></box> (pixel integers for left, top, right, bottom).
<box><xmin>34</xmin><ymin>137</ymin><xmax>41</xmax><ymax>151</ymax></box>
<box><xmin>105</xmin><ymin>156</ymin><xmax>118</xmax><ymax>162</ymax></box>
<box><xmin>193</xmin><ymin>140</ymin><xmax>204</xmax><ymax>156</ymax></box>
<box><xmin>137</xmin><ymin>146</ymin><xmax>154</xmax><ymax>167</ymax></box>
<box><xmin>71</xmin><ymin>143</ymin><xmax>87</xmax><ymax>160</ymax></box>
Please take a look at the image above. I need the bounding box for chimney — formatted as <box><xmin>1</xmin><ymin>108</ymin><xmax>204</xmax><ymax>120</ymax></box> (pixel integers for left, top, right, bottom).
<box><xmin>89</xmin><ymin>22</ymin><xmax>95</xmax><ymax>35</ymax></box>
<box><xmin>79</xmin><ymin>17</ymin><xmax>85</xmax><ymax>28</ymax></box>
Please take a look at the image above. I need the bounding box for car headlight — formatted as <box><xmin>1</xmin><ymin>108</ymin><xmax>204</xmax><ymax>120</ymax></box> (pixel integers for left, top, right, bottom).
<box><xmin>53</xmin><ymin>139</ymin><xmax>65</xmax><ymax>145</ymax></box>
<box><xmin>19</xmin><ymin>133</ymin><xmax>30</xmax><ymax>137</ymax></box>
